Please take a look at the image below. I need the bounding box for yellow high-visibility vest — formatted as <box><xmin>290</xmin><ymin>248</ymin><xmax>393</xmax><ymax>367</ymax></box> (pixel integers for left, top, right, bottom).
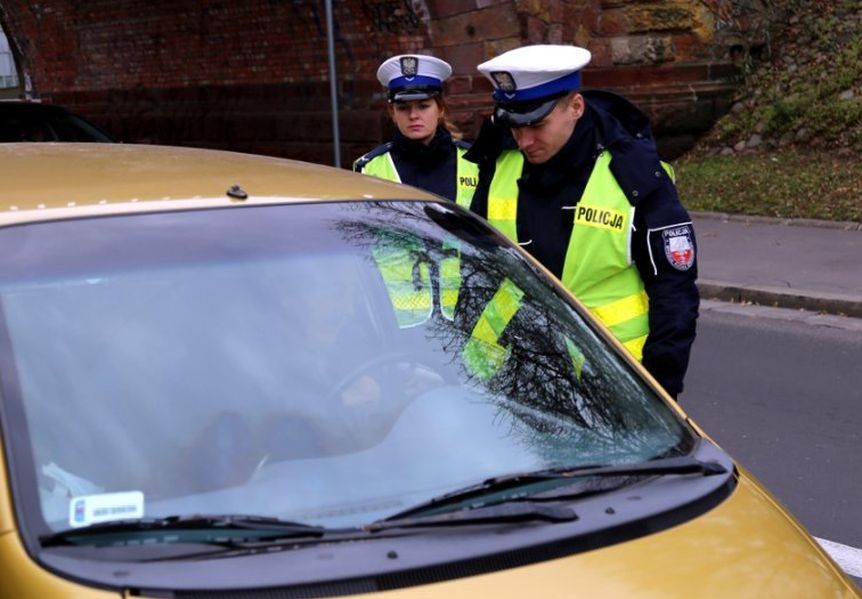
<box><xmin>485</xmin><ymin>149</ymin><xmax>652</xmax><ymax>361</ymax></box>
<box><xmin>355</xmin><ymin>145</ymin><xmax>477</xmax><ymax>209</ymax></box>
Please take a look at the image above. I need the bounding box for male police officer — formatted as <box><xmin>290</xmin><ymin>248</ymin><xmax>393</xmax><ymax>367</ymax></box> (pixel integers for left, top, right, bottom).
<box><xmin>465</xmin><ymin>45</ymin><xmax>698</xmax><ymax>399</ymax></box>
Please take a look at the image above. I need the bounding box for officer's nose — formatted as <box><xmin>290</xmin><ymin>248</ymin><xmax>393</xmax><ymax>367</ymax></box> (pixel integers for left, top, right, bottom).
<box><xmin>512</xmin><ymin>127</ymin><xmax>534</xmax><ymax>149</ymax></box>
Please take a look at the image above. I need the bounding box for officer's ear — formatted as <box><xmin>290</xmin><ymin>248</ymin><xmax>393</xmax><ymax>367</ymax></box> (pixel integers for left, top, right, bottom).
<box><xmin>569</xmin><ymin>93</ymin><xmax>585</xmax><ymax>120</ymax></box>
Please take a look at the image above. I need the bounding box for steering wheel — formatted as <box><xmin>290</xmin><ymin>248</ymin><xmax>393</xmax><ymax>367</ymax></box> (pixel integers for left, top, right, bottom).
<box><xmin>324</xmin><ymin>350</ymin><xmax>449</xmax><ymax>409</ymax></box>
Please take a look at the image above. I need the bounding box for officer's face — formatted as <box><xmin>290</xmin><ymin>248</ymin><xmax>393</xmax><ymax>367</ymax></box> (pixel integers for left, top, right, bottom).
<box><xmin>390</xmin><ymin>99</ymin><xmax>441</xmax><ymax>145</ymax></box>
<box><xmin>511</xmin><ymin>93</ymin><xmax>585</xmax><ymax>165</ymax></box>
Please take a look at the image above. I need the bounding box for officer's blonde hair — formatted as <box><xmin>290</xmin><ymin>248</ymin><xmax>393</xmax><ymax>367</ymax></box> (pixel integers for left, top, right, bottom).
<box><xmin>435</xmin><ymin>96</ymin><xmax>463</xmax><ymax>141</ymax></box>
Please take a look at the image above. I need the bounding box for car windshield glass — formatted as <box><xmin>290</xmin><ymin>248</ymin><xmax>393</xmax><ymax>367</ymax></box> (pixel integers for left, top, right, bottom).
<box><xmin>0</xmin><ymin>201</ymin><xmax>692</xmax><ymax>536</ymax></box>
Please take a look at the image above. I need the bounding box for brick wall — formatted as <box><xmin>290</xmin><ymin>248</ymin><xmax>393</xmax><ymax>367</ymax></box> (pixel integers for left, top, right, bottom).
<box><xmin>0</xmin><ymin>0</ymin><xmax>776</xmax><ymax>162</ymax></box>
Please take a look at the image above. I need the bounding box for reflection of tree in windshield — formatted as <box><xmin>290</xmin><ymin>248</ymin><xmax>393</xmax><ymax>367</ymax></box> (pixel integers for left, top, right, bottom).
<box><xmin>331</xmin><ymin>201</ymin><xmax>686</xmax><ymax>463</ymax></box>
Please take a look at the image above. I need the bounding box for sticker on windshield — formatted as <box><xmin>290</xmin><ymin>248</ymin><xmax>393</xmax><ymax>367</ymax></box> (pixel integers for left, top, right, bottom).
<box><xmin>69</xmin><ymin>491</ymin><xmax>145</xmax><ymax>528</ymax></box>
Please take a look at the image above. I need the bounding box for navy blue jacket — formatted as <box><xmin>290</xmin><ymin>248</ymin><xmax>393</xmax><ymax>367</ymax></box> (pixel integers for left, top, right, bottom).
<box><xmin>465</xmin><ymin>90</ymin><xmax>699</xmax><ymax>398</ymax></box>
<box><xmin>354</xmin><ymin>126</ymin><xmax>469</xmax><ymax>202</ymax></box>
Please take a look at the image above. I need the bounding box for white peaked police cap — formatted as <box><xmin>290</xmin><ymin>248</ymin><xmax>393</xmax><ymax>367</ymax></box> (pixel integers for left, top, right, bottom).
<box><xmin>477</xmin><ymin>45</ymin><xmax>592</xmax><ymax>126</ymax></box>
<box><xmin>377</xmin><ymin>55</ymin><xmax>453</xmax><ymax>102</ymax></box>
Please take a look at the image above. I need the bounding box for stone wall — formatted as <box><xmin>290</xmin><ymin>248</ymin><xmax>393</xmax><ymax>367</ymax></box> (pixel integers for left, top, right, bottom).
<box><xmin>0</xmin><ymin>0</ymin><xmax>778</xmax><ymax>163</ymax></box>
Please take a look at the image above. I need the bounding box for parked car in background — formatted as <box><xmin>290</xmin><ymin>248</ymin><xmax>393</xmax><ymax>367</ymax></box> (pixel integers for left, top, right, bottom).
<box><xmin>0</xmin><ymin>101</ymin><xmax>113</xmax><ymax>142</ymax></box>
<box><xmin>0</xmin><ymin>143</ymin><xmax>857</xmax><ymax>598</ymax></box>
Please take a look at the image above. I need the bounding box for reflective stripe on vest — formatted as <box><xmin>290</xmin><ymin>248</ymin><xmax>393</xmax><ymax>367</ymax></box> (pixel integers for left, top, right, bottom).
<box><xmin>463</xmin><ymin>278</ymin><xmax>524</xmax><ymax>380</ymax></box>
<box><xmin>486</xmin><ymin>150</ymin><xmax>650</xmax><ymax>361</ymax></box>
<box><xmin>486</xmin><ymin>151</ymin><xmax>522</xmax><ymax>240</ymax></box>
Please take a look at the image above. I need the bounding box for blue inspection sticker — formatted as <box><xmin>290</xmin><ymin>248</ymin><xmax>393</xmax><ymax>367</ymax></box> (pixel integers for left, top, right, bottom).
<box><xmin>68</xmin><ymin>491</ymin><xmax>145</xmax><ymax>528</ymax></box>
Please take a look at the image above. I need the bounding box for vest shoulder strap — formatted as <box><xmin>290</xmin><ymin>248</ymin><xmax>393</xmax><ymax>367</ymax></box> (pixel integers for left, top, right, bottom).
<box><xmin>353</xmin><ymin>142</ymin><xmax>394</xmax><ymax>172</ymax></box>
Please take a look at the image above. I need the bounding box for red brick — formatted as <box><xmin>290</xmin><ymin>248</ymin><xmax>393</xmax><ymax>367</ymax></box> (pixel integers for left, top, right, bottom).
<box><xmin>471</xmin><ymin>75</ymin><xmax>495</xmax><ymax>95</ymax></box>
<box><xmin>441</xmin><ymin>42</ymin><xmax>484</xmax><ymax>75</ymax></box>
<box><xmin>599</xmin><ymin>8</ymin><xmax>629</xmax><ymax>35</ymax></box>
<box><xmin>0</xmin><ymin>0</ymin><xmax>747</xmax><ymax>162</ymax></box>
<box><xmin>673</xmin><ymin>33</ymin><xmax>711</xmax><ymax>62</ymax></box>
<box><xmin>483</xmin><ymin>37</ymin><xmax>522</xmax><ymax>61</ymax></box>
<box><xmin>446</xmin><ymin>75</ymin><xmax>474</xmax><ymax>95</ymax></box>
<box><xmin>547</xmin><ymin>0</ymin><xmax>566</xmax><ymax>22</ymax></box>
<box><xmin>434</xmin><ymin>6</ymin><xmax>519</xmax><ymax>46</ymax></box>
<box><xmin>587</xmin><ymin>40</ymin><xmax>614</xmax><ymax>68</ymax></box>
<box><xmin>429</xmin><ymin>0</ymin><xmax>474</xmax><ymax>19</ymax></box>
<box><xmin>524</xmin><ymin>16</ymin><xmax>549</xmax><ymax>44</ymax></box>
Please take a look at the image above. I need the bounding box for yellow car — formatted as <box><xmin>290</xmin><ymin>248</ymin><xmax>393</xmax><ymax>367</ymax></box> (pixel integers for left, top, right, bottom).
<box><xmin>0</xmin><ymin>143</ymin><xmax>857</xmax><ymax>598</ymax></box>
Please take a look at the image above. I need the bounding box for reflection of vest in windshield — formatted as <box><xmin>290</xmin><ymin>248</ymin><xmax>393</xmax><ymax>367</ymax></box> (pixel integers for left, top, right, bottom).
<box><xmin>372</xmin><ymin>236</ymin><xmax>462</xmax><ymax>328</ymax></box>
<box><xmin>480</xmin><ymin>149</ymin><xmax>656</xmax><ymax>362</ymax></box>
<box><xmin>364</xmin><ymin>147</ymin><xmax>476</xmax><ymax>327</ymax></box>
<box><xmin>462</xmin><ymin>278</ymin><xmax>524</xmax><ymax>379</ymax></box>
<box><xmin>358</xmin><ymin>147</ymin><xmax>478</xmax><ymax>209</ymax></box>
<box><xmin>373</xmin><ymin>240</ymin><xmax>432</xmax><ymax>328</ymax></box>
<box><xmin>462</xmin><ymin>277</ymin><xmax>587</xmax><ymax>382</ymax></box>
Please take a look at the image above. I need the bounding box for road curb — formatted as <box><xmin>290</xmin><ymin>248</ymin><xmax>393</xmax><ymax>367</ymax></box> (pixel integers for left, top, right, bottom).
<box><xmin>690</xmin><ymin>211</ymin><xmax>862</xmax><ymax>232</ymax></box>
<box><xmin>697</xmin><ymin>280</ymin><xmax>862</xmax><ymax>319</ymax></box>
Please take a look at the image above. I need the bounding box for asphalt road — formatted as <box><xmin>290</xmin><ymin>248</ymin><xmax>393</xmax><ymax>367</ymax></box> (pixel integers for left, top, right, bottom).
<box><xmin>679</xmin><ymin>301</ymin><xmax>862</xmax><ymax>585</ymax></box>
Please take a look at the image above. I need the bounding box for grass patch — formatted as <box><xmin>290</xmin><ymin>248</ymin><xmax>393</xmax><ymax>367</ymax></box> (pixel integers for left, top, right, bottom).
<box><xmin>675</xmin><ymin>150</ymin><xmax>862</xmax><ymax>223</ymax></box>
<box><xmin>686</xmin><ymin>0</ymin><xmax>862</xmax><ymax>211</ymax></box>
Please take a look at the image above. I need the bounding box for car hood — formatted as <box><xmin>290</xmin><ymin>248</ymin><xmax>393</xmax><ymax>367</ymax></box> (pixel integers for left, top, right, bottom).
<box><xmin>4</xmin><ymin>468</ymin><xmax>855</xmax><ymax>598</ymax></box>
<box><xmin>364</xmin><ymin>471</ymin><xmax>856</xmax><ymax>598</ymax></box>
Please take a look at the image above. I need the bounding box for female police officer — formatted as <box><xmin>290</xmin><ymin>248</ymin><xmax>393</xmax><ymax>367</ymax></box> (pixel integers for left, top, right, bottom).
<box><xmin>353</xmin><ymin>54</ymin><xmax>477</xmax><ymax>208</ymax></box>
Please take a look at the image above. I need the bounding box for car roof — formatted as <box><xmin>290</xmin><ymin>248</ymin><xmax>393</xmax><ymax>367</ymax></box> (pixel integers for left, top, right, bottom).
<box><xmin>0</xmin><ymin>143</ymin><xmax>438</xmax><ymax>224</ymax></box>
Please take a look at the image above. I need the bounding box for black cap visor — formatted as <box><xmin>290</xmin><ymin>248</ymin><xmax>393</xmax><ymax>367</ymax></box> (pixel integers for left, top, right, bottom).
<box><xmin>389</xmin><ymin>86</ymin><xmax>442</xmax><ymax>102</ymax></box>
<box><xmin>493</xmin><ymin>92</ymin><xmax>567</xmax><ymax>127</ymax></box>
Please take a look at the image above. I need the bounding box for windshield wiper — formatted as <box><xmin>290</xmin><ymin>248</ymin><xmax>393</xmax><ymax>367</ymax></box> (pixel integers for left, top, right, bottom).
<box><xmin>366</xmin><ymin>501</ymin><xmax>576</xmax><ymax>532</ymax></box>
<box><xmin>41</xmin><ymin>514</ymin><xmax>326</xmax><ymax>547</ymax></box>
<box><xmin>506</xmin><ymin>455</ymin><xmax>727</xmax><ymax>484</ymax></box>
<box><xmin>378</xmin><ymin>456</ymin><xmax>727</xmax><ymax>522</ymax></box>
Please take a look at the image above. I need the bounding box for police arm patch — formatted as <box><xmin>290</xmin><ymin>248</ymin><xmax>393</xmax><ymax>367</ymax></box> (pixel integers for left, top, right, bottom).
<box><xmin>662</xmin><ymin>225</ymin><xmax>695</xmax><ymax>271</ymax></box>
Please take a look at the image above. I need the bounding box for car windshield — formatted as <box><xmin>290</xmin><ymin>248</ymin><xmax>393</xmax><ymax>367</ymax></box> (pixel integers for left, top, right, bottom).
<box><xmin>0</xmin><ymin>201</ymin><xmax>692</xmax><ymax>535</ymax></box>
